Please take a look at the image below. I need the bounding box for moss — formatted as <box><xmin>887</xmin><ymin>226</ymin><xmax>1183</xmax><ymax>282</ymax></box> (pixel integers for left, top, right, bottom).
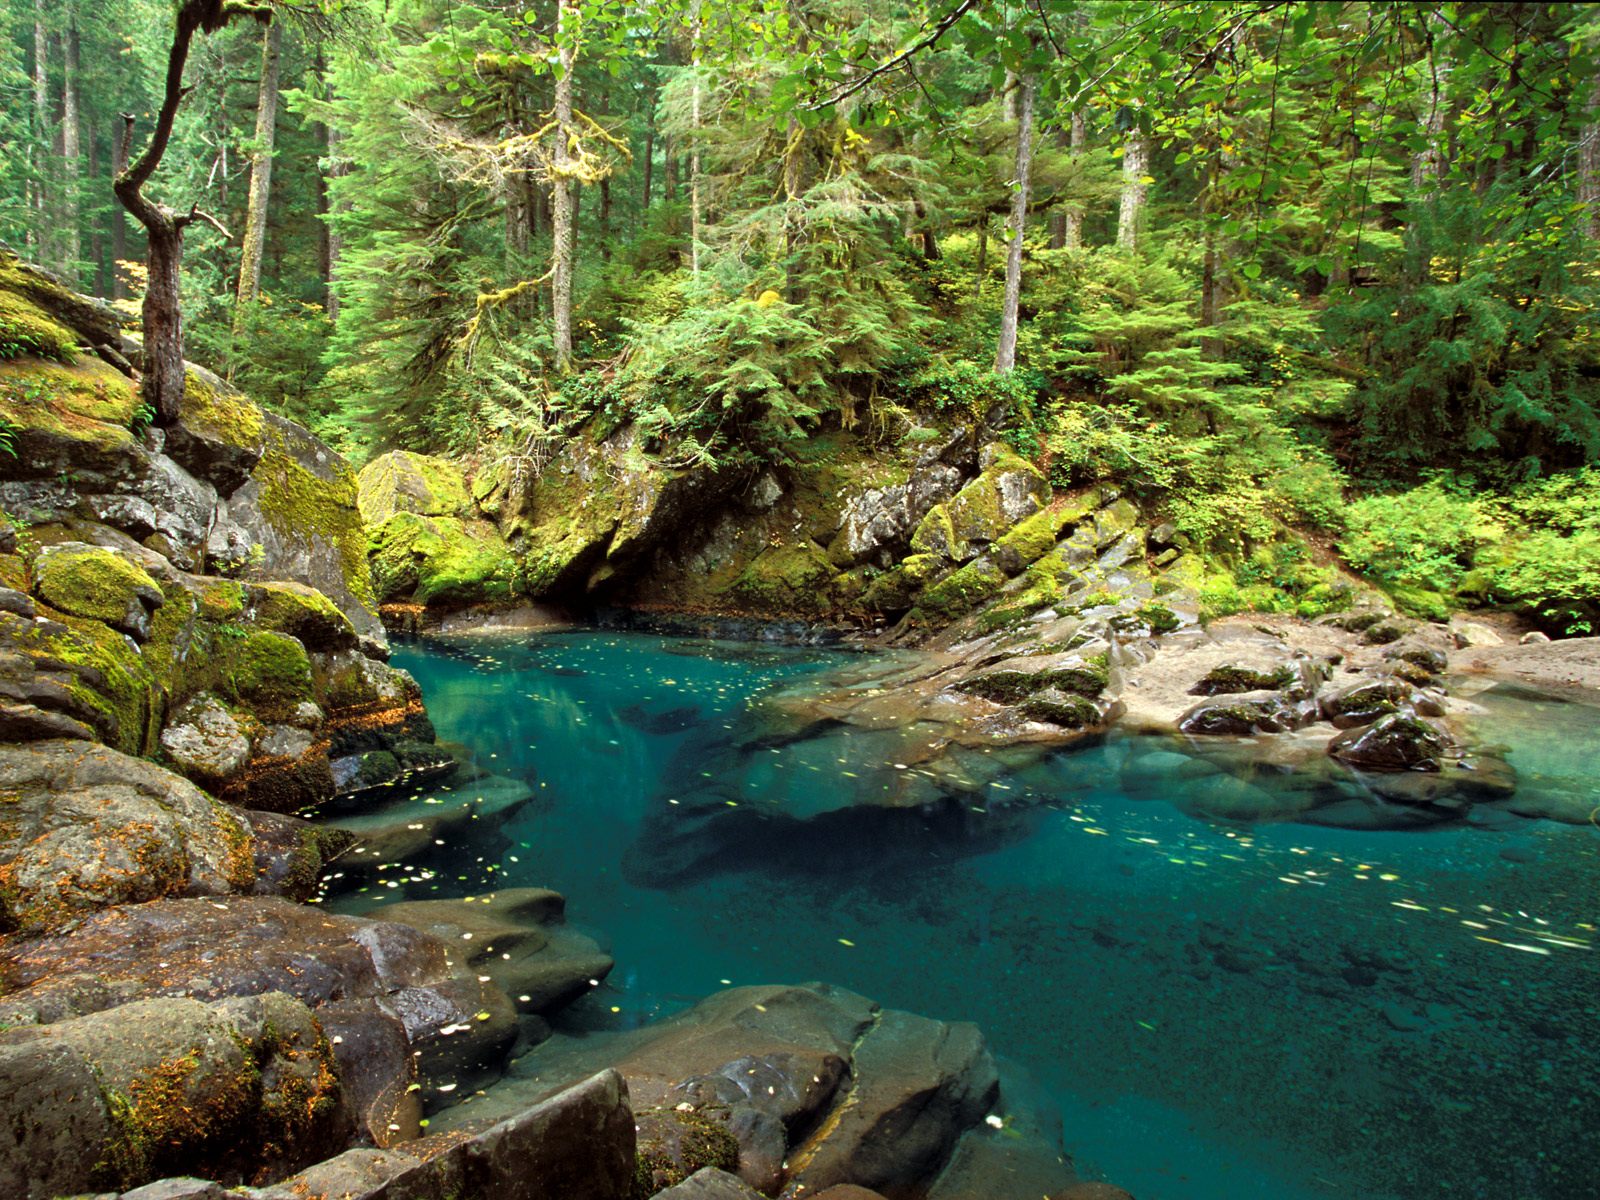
<box><xmin>724</xmin><ymin>542</ymin><xmax>840</xmax><ymax>615</ymax></box>
<box><xmin>356</xmin><ymin>450</ymin><xmax>472</xmax><ymax>523</ymax></box>
<box><xmin>369</xmin><ymin>512</ymin><xmax>517</xmax><ymax>606</ymax></box>
<box><xmin>1363</xmin><ymin>620</ymin><xmax>1409</xmax><ymax>645</ymax></box>
<box><xmin>0</xmin><ymin>280</ymin><xmax>77</xmax><ymax>362</ymax></box>
<box><xmin>1193</xmin><ymin>664</ymin><xmax>1295</xmax><ymax>695</ymax></box>
<box><xmin>1018</xmin><ymin>693</ymin><xmax>1102</xmax><ymax>728</ymax></box>
<box><xmin>918</xmin><ymin>558</ymin><xmax>1005</xmax><ymax>620</ymax></box>
<box><xmin>93</xmin><ymin>1048</ymin><xmax>258</xmax><ymax>1191</ymax></box>
<box><xmin>221</xmin><ymin>631</ymin><xmax>315</xmax><ymax>715</ymax></box>
<box><xmin>1389</xmin><ymin>583</ymin><xmax>1452</xmax><ymax>621</ymax></box>
<box><xmin>180</xmin><ymin>369</ymin><xmax>264</xmax><ymax>450</ymax></box>
<box><xmin>957</xmin><ymin>660</ymin><xmax>1109</xmax><ymax>704</ymax></box>
<box><xmin>862</xmin><ymin>552</ymin><xmax>943</xmax><ymax>612</ymax></box>
<box><xmin>253</xmin><ymin>424</ymin><xmax>377</xmax><ymax>613</ymax></box>
<box><xmin>631</xmin><ymin>1107</ymin><xmax>741</xmax><ymax>1200</ymax></box>
<box><xmin>909</xmin><ymin>503</ymin><xmax>958</xmax><ymax>558</ymax></box>
<box><xmin>10</xmin><ymin>608</ymin><xmax>158</xmax><ymax>754</ymax></box>
<box><xmin>31</xmin><ymin>545</ymin><xmax>162</xmax><ymax>628</ymax></box>
<box><xmin>196</xmin><ymin>578</ymin><xmax>246</xmax><ymax>621</ymax></box>
<box><xmin>0</xmin><ymin>356</ymin><xmax>139</xmax><ymax>454</ymax></box>
<box><xmin>251</xmin><ymin>581</ymin><xmax>357</xmax><ymax>648</ymax></box>
<box><xmin>993</xmin><ymin>505</ymin><xmax>1070</xmax><ymax>572</ymax></box>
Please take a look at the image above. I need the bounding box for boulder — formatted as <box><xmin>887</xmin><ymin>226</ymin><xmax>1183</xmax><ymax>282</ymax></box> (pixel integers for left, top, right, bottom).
<box><xmin>367</xmin><ymin>888</ymin><xmax>614</xmax><ymax>1018</ymax></box>
<box><xmin>31</xmin><ymin>542</ymin><xmax>165</xmax><ymax>640</ymax></box>
<box><xmin>158</xmin><ymin>694</ymin><xmax>250</xmax><ymax>790</ymax></box>
<box><xmin>0</xmin><ymin>895</ymin><xmax>517</xmax><ymax>1120</ymax></box>
<box><xmin>460</xmin><ymin>984</ymin><xmax>997</xmax><ymax>1199</ymax></box>
<box><xmin>651</xmin><ymin>1167</ymin><xmax>767</xmax><ymax>1199</ymax></box>
<box><xmin>356</xmin><ymin>450</ymin><xmax>473</xmax><ymax>523</ymax></box>
<box><xmin>1177</xmin><ymin>691</ymin><xmax>1317</xmax><ymax>736</ymax></box>
<box><xmin>211</xmin><ymin>410</ymin><xmax>384</xmax><ymax>652</ymax></box>
<box><xmin>0</xmin><ymin>740</ymin><xmax>255</xmax><ymax>933</ymax></box>
<box><xmin>0</xmin><ymin>992</ymin><xmax>344</xmax><ymax>1197</ymax></box>
<box><xmin>254</xmin><ymin>1069</ymin><xmax>635</xmax><ymax>1200</ymax></box>
<box><xmin>1328</xmin><ymin>713</ymin><xmax>1452</xmax><ymax>772</ymax></box>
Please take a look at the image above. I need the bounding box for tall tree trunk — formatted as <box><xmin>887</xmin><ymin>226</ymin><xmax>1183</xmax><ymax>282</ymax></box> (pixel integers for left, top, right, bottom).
<box><xmin>550</xmin><ymin>0</ymin><xmax>576</xmax><ymax>373</ymax></box>
<box><xmin>89</xmin><ymin>130</ymin><xmax>106</xmax><ymax>296</ymax></box>
<box><xmin>599</xmin><ymin>177</ymin><xmax>612</xmax><ymax>262</ymax></box>
<box><xmin>111</xmin><ymin>116</ymin><xmax>128</xmax><ymax>300</ymax></box>
<box><xmin>974</xmin><ymin>219</ymin><xmax>987</xmax><ymax>299</ymax></box>
<box><xmin>1116</xmin><ymin>131</ymin><xmax>1147</xmax><ymax>251</ymax></box>
<box><xmin>32</xmin><ymin>1</ymin><xmax>50</xmax><ymax>265</ymax></box>
<box><xmin>234</xmin><ymin>18</ymin><xmax>282</xmax><ymax>336</ymax></box>
<box><xmin>61</xmin><ymin>9</ymin><xmax>81</xmax><ymax>285</ymax></box>
<box><xmin>689</xmin><ymin>0</ymin><xmax>703</xmax><ymax>276</ymax></box>
<box><xmin>1063</xmin><ymin>108</ymin><xmax>1085</xmax><ymax>248</ymax></box>
<box><xmin>1580</xmin><ymin>71</ymin><xmax>1600</xmax><ymax>239</ymax></box>
<box><xmin>994</xmin><ymin>74</ymin><xmax>1035</xmax><ymax>374</ymax></box>
<box><xmin>317</xmin><ymin>48</ymin><xmax>341</xmax><ymax>321</ymax></box>
<box><xmin>641</xmin><ymin>104</ymin><xmax>655</xmax><ymax>213</ymax></box>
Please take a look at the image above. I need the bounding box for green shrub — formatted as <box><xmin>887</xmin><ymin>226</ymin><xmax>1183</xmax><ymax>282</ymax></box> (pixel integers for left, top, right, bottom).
<box><xmin>1339</xmin><ymin>482</ymin><xmax>1496</xmax><ymax>595</ymax></box>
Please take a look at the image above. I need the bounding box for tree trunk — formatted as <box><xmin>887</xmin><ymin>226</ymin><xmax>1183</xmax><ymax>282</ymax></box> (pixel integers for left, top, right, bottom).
<box><xmin>143</xmin><ymin>218</ymin><xmax>188</xmax><ymax>423</ymax></box>
<box><xmin>1064</xmin><ymin>108</ymin><xmax>1085</xmax><ymax>248</ymax></box>
<box><xmin>689</xmin><ymin>0</ymin><xmax>703</xmax><ymax>276</ymax></box>
<box><xmin>994</xmin><ymin>74</ymin><xmax>1035</xmax><ymax>374</ymax></box>
<box><xmin>317</xmin><ymin>49</ymin><xmax>340</xmax><ymax>320</ymax></box>
<box><xmin>89</xmin><ymin>130</ymin><xmax>106</xmax><ymax>296</ymax></box>
<box><xmin>1581</xmin><ymin>72</ymin><xmax>1600</xmax><ymax>239</ymax></box>
<box><xmin>61</xmin><ymin>9</ymin><xmax>82</xmax><ymax>285</ymax></box>
<box><xmin>1117</xmin><ymin>131</ymin><xmax>1147</xmax><ymax>251</ymax></box>
<box><xmin>116</xmin><ymin>1</ymin><xmax>256</xmax><ymax>426</ymax></box>
<box><xmin>599</xmin><ymin>177</ymin><xmax>611</xmax><ymax>262</ymax></box>
<box><xmin>32</xmin><ymin>0</ymin><xmax>50</xmax><ymax>265</ymax></box>
<box><xmin>974</xmin><ymin>219</ymin><xmax>987</xmax><ymax>299</ymax></box>
<box><xmin>111</xmin><ymin>117</ymin><xmax>128</xmax><ymax>300</ymax></box>
<box><xmin>641</xmin><ymin>111</ymin><xmax>654</xmax><ymax>212</ymax></box>
<box><xmin>234</xmin><ymin>18</ymin><xmax>282</xmax><ymax>334</ymax></box>
<box><xmin>550</xmin><ymin>0</ymin><xmax>576</xmax><ymax>373</ymax></box>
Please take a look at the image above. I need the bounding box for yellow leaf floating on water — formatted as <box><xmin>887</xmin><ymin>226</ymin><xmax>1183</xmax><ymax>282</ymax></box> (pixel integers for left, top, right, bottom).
<box><xmin>838</xmin><ymin>938</ymin><xmax>856</xmax><ymax>947</ymax></box>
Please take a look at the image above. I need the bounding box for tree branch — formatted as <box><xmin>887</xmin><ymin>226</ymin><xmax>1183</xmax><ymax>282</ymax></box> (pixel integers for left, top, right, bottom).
<box><xmin>177</xmin><ymin>205</ymin><xmax>233</xmax><ymax>238</ymax></box>
<box><xmin>806</xmin><ymin>0</ymin><xmax>981</xmax><ymax>110</ymax></box>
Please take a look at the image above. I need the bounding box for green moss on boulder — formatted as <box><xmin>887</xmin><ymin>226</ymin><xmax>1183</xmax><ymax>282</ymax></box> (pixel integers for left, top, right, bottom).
<box><xmin>369</xmin><ymin>511</ymin><xmax>517</xmax><ymax>606</ymax></box>
<box><xmin>918</xmin><ymin>558</ymin><xmax>1006</xmax><ymax>620</ymax></box>
<box><xmin>725</xmin><ymin>543</ymin><xmax>840</xmax><ymax>615</ymax></box>
<box><xmin>862</xmin><ymin>553</ymin><xmax>943</xmax><ymax>612</ymax></box>
<box><xmin>249</xmin><ymin>581</ymin><xmax>358</xmax><ymax>650</ymax></box>
<box><xmin>222</xmin><ymin>631</ymin><xmax>315</xmax><ymax>715</ymax></box>
<box><xmin>356</xmin><ymin>450</ymin><xmax>473</xmax><ymax>524</ymax></box>
<box><xmin>32</xmin><ymin>545</ymin><xmax>163</xmax><ymax>631</ymax></box>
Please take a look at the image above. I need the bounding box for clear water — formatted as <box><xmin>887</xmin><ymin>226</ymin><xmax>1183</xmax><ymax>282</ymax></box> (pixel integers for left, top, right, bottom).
<box><xmin>334</xmin><ymin>630</ymin><xmax>1600</xmax><ymax>1200</ymax></box>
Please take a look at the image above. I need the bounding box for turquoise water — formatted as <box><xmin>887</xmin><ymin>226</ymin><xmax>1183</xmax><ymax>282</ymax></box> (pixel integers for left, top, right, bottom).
<box><xmin>336</xmin><ymin>630</ymin><xmax>1600</xmax><ymax>1200</ymax></box>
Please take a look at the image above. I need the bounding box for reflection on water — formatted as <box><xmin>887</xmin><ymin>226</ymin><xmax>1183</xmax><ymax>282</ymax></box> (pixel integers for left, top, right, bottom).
<box><xmin>331</xmin><ymin>631</ymin><xmax>1600</xmax><ymax>1200</ymax></box>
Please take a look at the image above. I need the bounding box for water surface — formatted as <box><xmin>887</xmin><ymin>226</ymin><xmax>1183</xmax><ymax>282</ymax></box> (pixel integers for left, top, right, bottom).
<box><xmin>335</xmin><ymin>630</ymin><xmax>1600</xmax><ymax>1200</ymax></box>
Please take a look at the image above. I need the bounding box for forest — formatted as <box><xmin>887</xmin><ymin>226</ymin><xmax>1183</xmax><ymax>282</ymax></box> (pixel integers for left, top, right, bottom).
<box><xmin>3</xmin><ymin>0</ymin><xmax>1599</xmax><ymax>630</ymax></box>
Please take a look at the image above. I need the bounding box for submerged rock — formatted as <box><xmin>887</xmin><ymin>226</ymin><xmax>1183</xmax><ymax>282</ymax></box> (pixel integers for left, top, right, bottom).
<box><xmin>1328</xmin><ymin>713</ymin><xmax>1453</xmax><ymax>772</ymax></box>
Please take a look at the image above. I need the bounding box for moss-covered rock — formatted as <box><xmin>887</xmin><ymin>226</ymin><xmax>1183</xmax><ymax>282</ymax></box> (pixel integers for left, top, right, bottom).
<box><xmin>31</xmin><ymin>543</ymin><xmax>165</xmax><ymax>639</ymax></box>
<box><xmin>164</xmin><ymin>367</ymin><xmax>266</xmax><ymax>496</ymax></box>
<box><xmin>956</xmin><ymin>659</ymin><xmax>1109</xmax><ymax>704</ymax></box>
<box><xmin>1190</xmin><ymin>664</ymin><xmax>1296</xmax><ymax>696</ymax></box>
<box><xmin>632</xmin><ymin>1105</ymin><xmax>742</xmax><ymax>1199</ymax></box>
<box><xmin>918</xmin><ymin>558</ymin><xmax>1006</xmax><ymax>620</ymax></box>
<box><xmin>368</xmin><ymin>511</ymin><xmax>517</xmax><ymax>606</ymax></box>
<box><xmin>0</xmin><ymin>740</ymin><xmax>256</xmax><ymax>934</ymax></box>
<box><xmin>4</xmin><ymin>607</ymin><xmax>160</xmax><ymax>755</ymax></box>
<box><xmin>221</xmin><ymin>631</ymin><xmax>315</xmax><ymax>717</ymax></box>
<box><xmin>725</xmin><ymin>543</ymin><xmax>841</xmax><ymax>615</ymax></box>
<box><xmin>0</xmin><ymin>355</ymin><xmax>140</xmax><ymax>474</ymax></box>
<box><xmin>1018</xmin><ymin>692</ymin><xmax>1103</xmax><ymax>728</ymax></box>
<box><xmin>942</xmin><ymin>444</ymin><xmax>1047</xmax><ymax>557</ymax></box>
<box><xmin>249</xmin><ymin>581</ymin><xmax>359</xmax><ymax>651</ymax></box>
<box><xmin>862</xmin><ymin>553</ymin><xmax>943</xmax><ymax>613</ymax></box>
<box><xmin>356</xmin><ymin>450</ymin><xmax>473</xmax><ymax>524</ymax></box>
